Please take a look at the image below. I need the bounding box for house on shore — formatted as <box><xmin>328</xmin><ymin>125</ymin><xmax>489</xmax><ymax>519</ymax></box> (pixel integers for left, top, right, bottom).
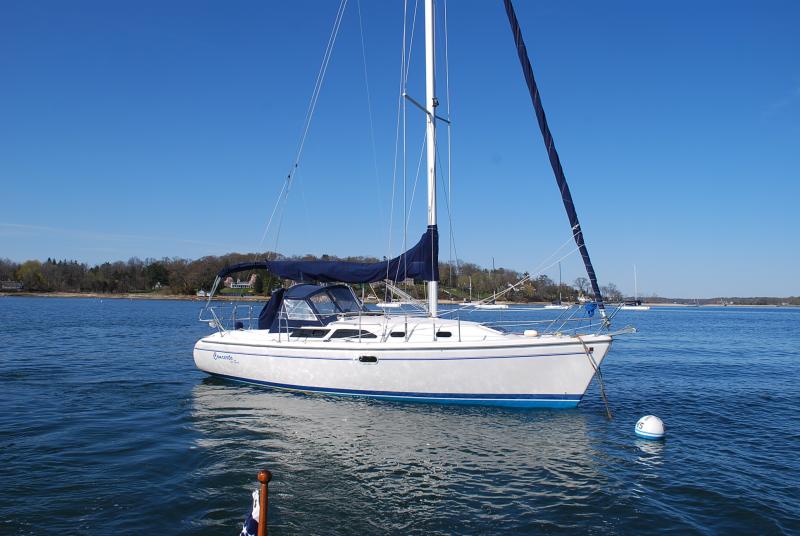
<box><xmin>1</xmin><ymin>281</ymin><xmax>23</xmax><ymax>291</ymax></box>
<box><xmin>225</xmin><ymin>274</ymin><xmax>258</xmax><ymax>290</ymax></box>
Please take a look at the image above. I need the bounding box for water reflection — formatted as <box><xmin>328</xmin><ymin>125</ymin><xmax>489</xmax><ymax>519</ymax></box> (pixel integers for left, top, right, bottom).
<box><xmin>635</xmin><ymin>439</ymin><xmax>665</xmax><ymax>458</ymax></box>
<box><xmin>189</xmin><ymin>378</ymin><xmax>620</xmax><ymax>533</ymax></box>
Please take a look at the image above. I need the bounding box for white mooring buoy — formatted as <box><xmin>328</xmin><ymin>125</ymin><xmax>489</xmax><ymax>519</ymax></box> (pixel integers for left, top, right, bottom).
<box><xmin>635</xmin><ymin>415</ymin><xmax>665</xmax><ymax>440</ymax></box>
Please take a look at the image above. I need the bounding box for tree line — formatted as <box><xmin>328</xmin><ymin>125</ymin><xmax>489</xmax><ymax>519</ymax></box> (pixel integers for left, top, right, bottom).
<box><xmin>1</xmin><ymin>253</ymin><xmax>628</xmax><ymax>303</ymax></box>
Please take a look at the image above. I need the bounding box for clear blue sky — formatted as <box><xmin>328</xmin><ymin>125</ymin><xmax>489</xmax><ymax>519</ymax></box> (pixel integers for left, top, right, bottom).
<box><xmin>1</xmin><ymin>1</ymin><xmax>798</xmax><ymax>298</ymax></box>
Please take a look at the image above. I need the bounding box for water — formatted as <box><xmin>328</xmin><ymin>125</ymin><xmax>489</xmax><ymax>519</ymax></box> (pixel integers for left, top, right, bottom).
<box><xmin>1</xmin><ymin>297</ymin><xmax>799</xmax><ymax>534</ymax></box>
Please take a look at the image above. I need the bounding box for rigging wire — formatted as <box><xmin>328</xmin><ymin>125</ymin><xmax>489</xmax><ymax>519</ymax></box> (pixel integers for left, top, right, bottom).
<box><xmin>402</xmin><ymin>1</ymin><xmax>421</xmax><ymax>89</ymax></box>
<box><xmin>442</xmin><ymin>0</ymin><xmax>456</xmax><ymax>287</ymax></box>
<box><xmin>258</xmin><ymin>0</ymin><xmax>349</xmax><ymax>253</ymax></box>
<box><xmin>434</xmin><ymin>142</ymin><xmax>460</xmax><ymax>284</ymax></box>
<box><xmin>403</xmin><ymin>131</ymin><xmax>429</xmax><ymax>235</ymax></box>
<box><xmin>439</xmin><ymin>241</ymin><xmax>584</xmax><ymax>317</ymax></box>
<box><xmin>386</xmin><ymin>0</ymin><xmax>408</xmax><ymax>282</ymax></box>
<box><xmin>385</xmin><ymin>0</ymin><xmax>420</xmax><ymax>291</ymax></box>
<box><xmin>390</xmin><ymin>129</ymin><xmax>427</xmax><ymax>283</ymax></box>
<box><xmin>356</xmin><ymin>0</ymin><xmax>385</xmax><ymax>224</ymax></box>
<box><xmin>403</xmin><ymin>2</ymin><xmax>417</xmax><ymax>284</ymax></box>
<box><xmin>403</xmin><ymin>0</ymin><xmax>420</xmax><ymax>286</ymax></box>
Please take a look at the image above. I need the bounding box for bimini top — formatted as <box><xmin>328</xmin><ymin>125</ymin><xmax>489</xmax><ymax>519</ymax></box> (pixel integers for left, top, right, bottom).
<box><xmin>217</xmin><ymin>225</ymin><xmax>438</xmax><ymax>284</ymax></box>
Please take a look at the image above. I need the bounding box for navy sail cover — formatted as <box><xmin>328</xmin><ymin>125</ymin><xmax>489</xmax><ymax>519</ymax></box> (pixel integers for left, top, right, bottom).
<box><xmin>218</xmin><ymin>225</ymin><xmax>439</xmax><ymax>284</ymax></box>
<box><xmin>503</xmin><ymin>0</ymin><xmax>605</xmax><ymax>308</ymax></box>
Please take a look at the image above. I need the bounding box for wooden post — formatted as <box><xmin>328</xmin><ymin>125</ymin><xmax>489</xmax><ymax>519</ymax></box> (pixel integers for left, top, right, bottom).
<box><xmin>257</xmin><ymin>469</ymin><xmax>272</xmax><ymax>536</ymax></box>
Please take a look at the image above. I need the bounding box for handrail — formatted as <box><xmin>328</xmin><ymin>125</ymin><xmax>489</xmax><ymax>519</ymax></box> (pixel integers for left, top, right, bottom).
<box><xmin>199</xmin><ymin>299</ymin><xmax>620</xmax><ymax>337</ymax></box>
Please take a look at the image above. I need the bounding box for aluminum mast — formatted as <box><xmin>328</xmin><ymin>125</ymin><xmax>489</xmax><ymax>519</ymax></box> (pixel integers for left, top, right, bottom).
<box><xmin>425</xmin><ymin>0</ymin><xmax>438</xmax><ymax>317</ymax></box>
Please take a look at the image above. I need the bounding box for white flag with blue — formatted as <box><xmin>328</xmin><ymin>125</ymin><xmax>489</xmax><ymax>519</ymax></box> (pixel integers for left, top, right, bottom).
<box><xmin>239</xmin><ymin>489</ymin><xmax>259</xmax><ymax>536</ymax></box>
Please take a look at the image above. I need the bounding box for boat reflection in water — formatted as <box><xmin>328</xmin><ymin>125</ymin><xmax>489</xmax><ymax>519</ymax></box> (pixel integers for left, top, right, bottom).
<box><xmin>189</xmin><ymin>379</ymin><xmax>622</xmax><ymax>533</ymax></box>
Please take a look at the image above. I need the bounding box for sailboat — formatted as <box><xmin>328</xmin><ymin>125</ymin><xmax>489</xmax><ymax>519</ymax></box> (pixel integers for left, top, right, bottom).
<box><xmin>544</xmin><ymin>262</ymin><xmax>570</xmax><ymax>310</ymax></box>
<box><xmin>473</xmin><ymin>258</ymin><xmax>509</xmax><ymax>309</ymax></box>
<box><xmin>620</xmin><ymin>265</ymin><xmax>650</xmax><ymax>310</ymax></box>
<box><xmin>193</xmin><ymin>0</ymin><xmax>620</xmax><ymax>408</ymax></box>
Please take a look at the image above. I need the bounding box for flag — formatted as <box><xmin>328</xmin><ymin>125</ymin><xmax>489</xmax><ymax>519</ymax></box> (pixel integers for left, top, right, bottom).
<box><xmin>239</xmin><ymin>490</ymin><xmax>259</xmax><ymax>536</ymax></box>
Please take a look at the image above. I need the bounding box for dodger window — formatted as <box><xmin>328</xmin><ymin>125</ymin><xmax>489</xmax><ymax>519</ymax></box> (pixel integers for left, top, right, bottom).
<box><xmin>310</xmin><ymin>292</ymin><xmax>337</xmax><ymax>315</ymax></box>
<box><xmin>284</xmin><ymin>299</ymin><xmax>316</xmax><ymax>321</ymax></box>
<box><xmin>327</xmin><ymin>286</ymin><xmax>361</xmax><ymax>313</ymax></box>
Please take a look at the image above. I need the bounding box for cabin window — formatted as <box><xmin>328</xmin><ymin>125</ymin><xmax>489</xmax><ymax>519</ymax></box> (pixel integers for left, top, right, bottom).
<box><xmin>310</xmin><ymin>292</ymin><xmax>337</xmax><ymax>315</ymax></box>
<box><xmin>436</xmin><ymin>331</ymin><xmax>452</xmax><ymax>338</ymax></box>
<box><xmin>390</xmin><ymin>331</ymin><xmax>405</xmax><ymax>338</ymax></box>
<box><xmin>328</xmin><ymin>287</ymin><xmax>361</xmax><ymax>313</ymax></box>
<box><xmin>329</xmin><ymin>329</ymin><xmax>377</xmax><ymax>339</ymax></box>
<box><xmin>284</xmin><ymin>299</ymin><xmax>316</xmax><ymax>321</ymax></box>
<box><xmin>290</xmin><ymin>328</ymin><xmax>329</xmax><ymax>338</ymax></box>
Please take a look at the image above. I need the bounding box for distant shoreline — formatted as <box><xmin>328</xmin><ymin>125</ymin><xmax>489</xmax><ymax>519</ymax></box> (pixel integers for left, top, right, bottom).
<box><xmin>0</xmin><ymin>291</ymin><xmax>230</xmax><ymax>301</ymax></box>
<box><xmin>1</xmin><ymin>291</ymin><xmax>794</xmax><ymax>308</ymax></box>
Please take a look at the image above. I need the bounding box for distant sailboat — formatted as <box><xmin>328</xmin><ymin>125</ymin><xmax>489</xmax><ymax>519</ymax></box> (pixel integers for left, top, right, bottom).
<box><xmin>620</xmin><ymin>265</ymin><xmax>650</xmax><ymax>310</ymax></box>
<box><xmin>474</xmin><ymin>258</ymin><xmax>509</xmax><ymax>309</ymax></box>
<box><xmin>544</xmin><ymin>262</ymin><xmax>570</xmax><ymax>310</ymax></box>
<box><xmin>374</xmin><ymin>282</ymin><xmax>419</xmax><ymax>309</ymax></box>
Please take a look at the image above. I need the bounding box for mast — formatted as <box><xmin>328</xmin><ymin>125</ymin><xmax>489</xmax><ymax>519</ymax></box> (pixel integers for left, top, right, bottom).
<box><xmin>634</xmin><ymin>264</ymin><xmax>638</xmax><ymax>301</ymax></box>
<box><xmin>558</xmin><ymin>262</ymin><xmax>562</xmax><ymax>304</ymax></box>
<box><xmin>424</xmin><ymin>0</ymin><xmax>438</xmax><ymax>317</ymax></box>
<box><xmin>492</xmin><ymin>257</ymin><xmax>496</xmax><ymax>303</ymax></box>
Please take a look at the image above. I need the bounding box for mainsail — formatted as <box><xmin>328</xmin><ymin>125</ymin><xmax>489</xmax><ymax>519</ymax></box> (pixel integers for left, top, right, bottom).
<box><xmin>217</xmin><ymin>225</ymin><xmax>439</xmax><ymax>284</ymax></box>
<box><xmin>503</xmin><ymin>0</ymin><xmax>605</xmax><ymax>310</ymax></box>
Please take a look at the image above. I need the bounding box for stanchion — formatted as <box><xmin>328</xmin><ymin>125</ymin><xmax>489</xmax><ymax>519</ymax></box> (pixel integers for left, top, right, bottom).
<box><xmin>257</xmin><ymin>469</ymin><xmax>272</xmax><ymax>536</ymax></box>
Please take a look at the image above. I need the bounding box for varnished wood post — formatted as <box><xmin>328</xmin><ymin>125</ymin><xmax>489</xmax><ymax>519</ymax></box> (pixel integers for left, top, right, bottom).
<box><xmin>257</xmin><ymin>469</ymin><xmax>272</xmax><ymax>536</ymax></box>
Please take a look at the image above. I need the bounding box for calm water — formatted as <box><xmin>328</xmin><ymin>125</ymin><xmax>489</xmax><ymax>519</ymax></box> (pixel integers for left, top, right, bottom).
<box><xmin>1</xmin><ymin>297</ymin><xmax>799</xmax><ymax>534</ymax></box>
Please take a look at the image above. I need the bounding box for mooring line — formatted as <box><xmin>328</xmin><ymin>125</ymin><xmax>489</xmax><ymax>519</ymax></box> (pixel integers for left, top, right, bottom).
<box><xmin>576</xmin><ymin>335</ymin><xmax>613</xmax><ymax>420</ymax></box>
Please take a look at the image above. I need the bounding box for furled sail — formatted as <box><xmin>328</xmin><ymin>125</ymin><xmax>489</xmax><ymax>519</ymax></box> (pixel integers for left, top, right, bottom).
<box><xmin>503</xmin><ymin>0</ymin><xmax>605</xmax><ymax>309</ymax></box>
<box><xmin>217</xmin><ymin>225</ymin><xmax>439</xmax><ymax>284</ymax></box>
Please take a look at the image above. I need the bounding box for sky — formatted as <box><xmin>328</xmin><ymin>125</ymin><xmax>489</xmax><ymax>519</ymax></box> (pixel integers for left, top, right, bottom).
<box><xmin>1</xmin><ymin>0</ymin><xmax>798</xmax><ymax>298</ymax></box>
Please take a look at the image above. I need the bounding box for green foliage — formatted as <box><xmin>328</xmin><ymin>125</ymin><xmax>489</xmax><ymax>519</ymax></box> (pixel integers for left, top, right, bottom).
<box><xmin>253</xmin><ymin>273</ymin><xmax>265</xmax><ymax>294</ymax></box>
<box><xmin>16</xmin><ymin>260</ymin><xmax>47</xmax><ymax>291</ymax></box>
<box><xmin>3</xmin><ymin>253</ymin><xmax>796</xmax><ymax>305</ymax></box>
<box><xmin>144</xmin><ymin>262</ymin><xmax>169</xmax><ymax>288</ymax></box>
<box><xmin>601</xmin><ymin>283</ymin><xmax>623</xmax><ymax>302</ymax></box>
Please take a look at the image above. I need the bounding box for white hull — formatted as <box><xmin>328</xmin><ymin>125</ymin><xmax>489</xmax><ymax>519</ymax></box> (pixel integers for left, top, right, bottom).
<box><xmin>472</xmin><ymin>303</ymin><xmax>509</xmax><ymax>310</ymax></box>
<box><xmin>194</xmin><ymin>319</ymin><xmax>611</xmax><ymax>408</ymax></box>
<box><xmin>375</xmin><ymin>302</ymin><xmax>402</xmax><ymax>308</ymax></box>
<box><xmin>543</xmin><ymin>304</ymin><xmax>570</xmax><ymax>310</ymax></box>
<box><xmin>620</xmin><ymin>305</ymin><xmax>650</xmax><ymax>311</ymax></box>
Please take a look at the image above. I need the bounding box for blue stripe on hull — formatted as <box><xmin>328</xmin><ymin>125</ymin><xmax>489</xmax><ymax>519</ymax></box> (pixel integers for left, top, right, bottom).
<box><xmin>207</xmin><ymin>372</ymin><xmax>582</xmax><ymax>408</ymax></box>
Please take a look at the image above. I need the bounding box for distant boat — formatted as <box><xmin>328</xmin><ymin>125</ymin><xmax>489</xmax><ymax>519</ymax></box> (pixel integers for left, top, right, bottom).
<box><xmin>620</xmin><ymin>265</ymin><xmax>650</xmax><ymax>310</ymax></box>
<box><xmin>472</xmin><ymin>258</ymin><xmax>510</xmax><ymax>309</ymax></box>
<box><xmin>544</xmin><ymin>262</ymin><xmax>570</xmax><ymax>309</ymax></box>
<box><xmin>620</xmin><ymin>300</ymin><xmax>649</xmax><ymax>311</ymax></box>
<box><xmin>374</xmin><ymin>282</ymin><xmax>423</xmax><ymax>309</ymax></box>
<box><xmin>473</xmin><ymin>302</ymin><xmax>509</xmax><ymax>310</ymax></box>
